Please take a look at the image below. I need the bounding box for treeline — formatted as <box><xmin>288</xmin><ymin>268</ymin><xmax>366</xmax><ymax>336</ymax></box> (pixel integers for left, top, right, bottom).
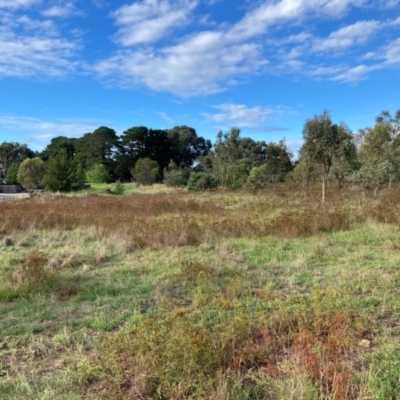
<box><xmin>1</xmin><ymin>109</ymin><xmax>399</xmax><ymax>198</ymax></box>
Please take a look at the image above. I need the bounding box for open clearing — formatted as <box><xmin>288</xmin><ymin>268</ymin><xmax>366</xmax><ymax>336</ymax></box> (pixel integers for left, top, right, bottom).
<box><xmin>1</xmin><ymin>186</ymin><xmax>400</xmax><ymax>399</ymax></box>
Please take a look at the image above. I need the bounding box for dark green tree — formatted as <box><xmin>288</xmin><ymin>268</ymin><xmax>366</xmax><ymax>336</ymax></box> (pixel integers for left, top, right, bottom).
<box><xmin>75</xmin><ymin>127</ymin><xmax>119</xmax><ymax>177</ymax></box>
<box><xmin>44</xmin><ymin>149</ymin><xmax>77</xmax><ymax>192</ymax></box>
<box><xmin>120</xmin><ymin>127</ymin><xmax>171</xmax><ymax>175</ymax></box>
<box><xmin>262</xmin><ymin>140</ymin><xmax>293</xmax><ymax>185</ymax></box>
<box><xmin>131</xmin><ymin>158</ymin><xmax>160</xmax><ymax>185</ymax></box>
<box><xmin>163</xmin><ymin>161</ymin><xmax>191</xmax><ymax>187</ymax></box>
<box><xmin>0</xmin><ymin>142</ymin><xmax>35</xmax><ymax>174</ymax></box>
<box><xmin>6</xmin><ymin>163</ymin><xmax>19</xmax><ymax>184</ymax></box>
<box><xmin>167</xmin><ymin>126</ymin><xmax>212</xmax><ymax>167</ymax></box>
<box><xmin>187</xmin><ymin>172</ymin><xmax>218</xmax><ymax>191</ymax></box>
<box><xmin>330</xmin><ymin>124</ymin><xmax>358</xmax><ymax>189</ymax></box>
<box><xmin>42</xmin><ymin>136</ymin><xmax>77</xmax><ymax>161</ymax></box>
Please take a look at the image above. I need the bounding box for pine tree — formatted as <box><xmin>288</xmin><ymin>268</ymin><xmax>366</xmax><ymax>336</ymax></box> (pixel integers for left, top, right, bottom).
<box><xmin>44</xmin><ymin>149</ymin><xmax>76</xmax><ymax>192</ymax></box>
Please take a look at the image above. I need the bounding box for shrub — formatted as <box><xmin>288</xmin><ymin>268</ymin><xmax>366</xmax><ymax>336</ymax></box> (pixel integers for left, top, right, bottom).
<box><xmin>86</xmin><ymin>163</ymin><xmax>110</xmax><ymax>184</ymax></box>
<box><xmin>164</xmin><ymin>168</ymin><xmax>191</xmax><ymax>187</ymax></box>
<box><xmin>187</xmin><ymin>172</ymin><xmax>218</xmax><ymax>191</ymax></box>
<box><xmin>131</xmin><ymin>158</ymin><xmax>159</xmax><ymax>185</ymax></box>
<box><xmin>17</xmin><ymin>157</ymin><xmax>46</xmax><ymax>192</ymax></box>
<box><xmin>44</xmin><ymin>149</ymin><xmax>76</xmax><ymax>192</ymax></box>
<box><xmin>112</xmin><ymin>180</ymin><xmax>125</xmax><ymax>195</ymax></box>
<box><xmin>5</xmin><ymin>163</ymin><xmax>19</xmax><ymax>184</ymax></box>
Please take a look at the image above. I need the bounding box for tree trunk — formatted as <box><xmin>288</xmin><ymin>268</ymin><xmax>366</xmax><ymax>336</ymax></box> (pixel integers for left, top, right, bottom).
<box><xmin>322</xmin><ymin>176</ymin><xmax>326</xmax><ymax>204</ymax></box>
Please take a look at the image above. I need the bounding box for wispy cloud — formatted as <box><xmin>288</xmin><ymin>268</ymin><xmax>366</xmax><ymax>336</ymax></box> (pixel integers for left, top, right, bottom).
<box><xmin>312</xmin><ymin>20</ymin><xmax>381</xmax><ymax>52</ymax></box>
<box><xmin>157</xmin><ymin>112</ymin><xmax>174</xmax><ymax>123</ymax></box>
<box><xmin>384</xmin><ymin>38</ymin><xmax>400</xmax><ymax>65</ymax></box>
<box><xmin>330</xmin><ymin>64</ymin><xmax>381</xmax><ymax>82</ymax></box>
<box><xmin>41</xmin><ymin>3</ymin><xmax>81</xmax><ymax>18</ymax></box>
<box><xmin>0</xmin><ymin>0</ymin><xmax>41</xmax><ymax>10</ymax></box>
<box><xmin>112</xmin><ymin>0</ymin><xmax>198</xmax><ymax>46</ymax></box>
<box><xmin>94</xmin><ymin>31</ymin><xmax>266</xmax><ymax>95</ymax></box>
<box><xmin>0</xmin><ymin>3</ymin><xmax>81</xmax><ymax>78</ymax></box>
<box><xmin>227</xmin><ymin>0</ymin><xmax>365</xmax><ymax>41</ymax></box>
<box><xmin>96</xmin><ymin>0</ymin><xmax>377</xmax><ymax>96</ymax></box>
<box><xmin>204</xmin><ymin>103</ymin><xmax>285</xmax><ymax>127</ymax></box>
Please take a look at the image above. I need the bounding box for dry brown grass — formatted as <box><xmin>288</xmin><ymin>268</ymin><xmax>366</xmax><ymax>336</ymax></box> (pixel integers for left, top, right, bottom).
<box><xmin>2</xmin><ymin>188</ymin><xmax>400</xmax><ymax>248</ymax></box>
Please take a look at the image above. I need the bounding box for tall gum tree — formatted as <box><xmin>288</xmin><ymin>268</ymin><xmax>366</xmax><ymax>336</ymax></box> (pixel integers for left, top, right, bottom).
<box><xmin>300</xmin><ymin>110</ymin><xmax>341</xmax><ymax>203</ymax></box>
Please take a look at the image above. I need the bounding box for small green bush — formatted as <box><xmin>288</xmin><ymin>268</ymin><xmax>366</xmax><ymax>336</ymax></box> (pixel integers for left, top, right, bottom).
<box><xmin>164</xmin><ymin>168</ymin><xmax>191</xmax><ymax>187</ymax></box>
<box><xmin>112</xmin><ymin>180</ymin><xmax>125</xmax><ymax>195</ymax></box>
<box><xmin>187</xmin><ymin>172</ymin><xmax>218</xmax><ymax>191</ymax></box>
<box><xmin>86</xmin><ymin>164</ymin><xmax>110</xmax><ymax>184</ymax></box>
<box><xmin>5</xmin><ymin>163</ymin><xmax>19</xmax><ymax>184</ymax></box>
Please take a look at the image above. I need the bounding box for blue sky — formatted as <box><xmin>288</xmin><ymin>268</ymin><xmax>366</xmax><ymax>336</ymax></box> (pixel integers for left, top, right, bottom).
<box><xmin>1</xmin><ymin>0</ymin><xmax>400</xmax><ymax>156</ymax></box>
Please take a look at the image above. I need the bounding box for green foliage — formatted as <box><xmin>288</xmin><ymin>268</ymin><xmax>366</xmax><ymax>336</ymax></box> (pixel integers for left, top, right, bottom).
<box><xmin>187</xmin><ymin>171</ymin><xmax>218</xmax><ymax>191</ymax></box>
<box><xmin>300</xmin><ymin>110</ymin><xmax>342</xmax><ymax>202</ymax></box>
<box><xmin>354</xmin><ymin>112</ymin><xmax>400</xmax><ymax>193</ymax></box>
<box><xmin>17</xmin><ymin>157</ymin><xmax>46</xmax><ymax>192</ymax></box>
<box><xmin>86</xmin><ymin>163</ymin><xmax>110</xmax><ymax>184</ymax></box>
<box><xmin>82</xmin><ymin>280</ymin><xmax>365</xmax><ymax>399</ymax></box>
<box><xmin>246</xmin><ymin>166</ymin><xmax>265</xmax><ymax>191</ymax></box>
<box><xmin>263</xmin><ymin>140</ymin><xmax>293</xmax><ymax>183</ymax></box>
<box><xmin>5</xmin><ymin>163</ymin><xmax>19</xmax><ymax>184</ymax></box>
<box><xmin>131</xmin><ymin>158</ymin><xmax>159</xmax><ymax>185</ymax></box>
<box><xmin>74</xmin><ymin>127</ymin><xmax>119</xmax><ymax>173</ymax></box>
<box><xmin>289</xmin><ymin>157</ymin><xmax>320</xmax><ymax>193</ymax></box>
<box><xmin>163</xmin><ymin>166</ymin><xmax>191</xmax><ymax>187</ymax></box>
<box><xmin>74</xmin><ymin>162</ymin><xmax>86</xmax><ymax>186</ymax></box>
<box><xmin>112</xmin><ymin>180</ymin><xmax>125</xmax><ymax>195</ymax></box>
<box><xmin>368</xmin><ymin>347</ymin><xmax>400</xmax><ymax>399</ymax></box>
<box><xmin>0</xmin><ymin>142</ymin><xmax>35</xmax><ymax>173</ymax></box>
<box><xmin>44</xmin><ymin>149</ymin><xmax>76</xmax><ymax>192</ymax></box>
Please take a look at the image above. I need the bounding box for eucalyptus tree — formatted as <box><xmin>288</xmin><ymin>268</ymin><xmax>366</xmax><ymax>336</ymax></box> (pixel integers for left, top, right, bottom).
<box><xmin>355</xmin><ymin>110</ymin><xmax>400</xmax><ymax>194</ymax></box>
<box><xmin>0</xmin><ymin>142</ymin><xmax>35</xmax><ymax>174</ymax></box>
<box><xmin>300</xmin><ymin>110</ymin><xmax>342</xmax><ymax>203</ymax></box>
<box><xmin>330</xmin><ymin>124</ymin><xmax>358</xmax><ymax>189</ymax></box>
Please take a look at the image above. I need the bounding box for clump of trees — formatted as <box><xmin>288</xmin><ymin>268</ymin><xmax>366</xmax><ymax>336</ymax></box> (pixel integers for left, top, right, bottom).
<box><xmin>1</xmin><ymin>109</ymin><xmax>400</xmax><ymax>196</ymax></box>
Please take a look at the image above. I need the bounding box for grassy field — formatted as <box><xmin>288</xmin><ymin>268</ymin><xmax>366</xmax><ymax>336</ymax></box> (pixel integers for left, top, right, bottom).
<box><xmin>1</xmin><ymin>185</ymin><xmax>400</xmax><ymax>399</ymax></box>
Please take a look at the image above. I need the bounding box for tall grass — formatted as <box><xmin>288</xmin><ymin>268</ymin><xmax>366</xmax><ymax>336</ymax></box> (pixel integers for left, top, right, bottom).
<box><xmin>2</xmin><ymin>185</ymin><xmax>400</xmax><ymax>399</ymax></box>
<box><xmin>1</xmin><ymin>188</ymin><xmax>400</xmax><ymax>247</ymax></box>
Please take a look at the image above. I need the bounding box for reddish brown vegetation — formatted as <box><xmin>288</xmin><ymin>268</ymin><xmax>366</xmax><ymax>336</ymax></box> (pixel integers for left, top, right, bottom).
<box><xmin>2</xmin><ymin>189</ymin><xmax>400</xmax><ymax>248</ymax></box>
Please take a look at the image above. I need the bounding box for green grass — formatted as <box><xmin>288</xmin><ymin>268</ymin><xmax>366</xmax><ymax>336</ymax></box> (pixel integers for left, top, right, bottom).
<box><xmin>1</xmin><ymin>187</ymin><xmax>400</xmax><ymax>398</ymax></box>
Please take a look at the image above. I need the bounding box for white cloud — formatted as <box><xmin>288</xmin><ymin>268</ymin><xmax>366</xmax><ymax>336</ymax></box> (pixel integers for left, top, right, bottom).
<box><xmin>384</xmin><ymin>38</ymin><xmax>400</xmax><ymax>65</ymax></box>
<box><xmin>157</xmin><ymin>112</ymin><xmax>174</xmax><ymax>123</ymax></box>
<box><xmin>0</xmin><ymin>0</ymin><xmax>40</xmax><ymax>9</ymax></box>
<box><xmin>227</xmin><ymin>0</ymin><xmax>365</xmax><ymax>41</ymax></box>
<box><xmin>95</xmin><ymin>0</ymin><xmax>399</xmax><ymax>95</ymax></box>
<box><xmin>112</xmin><ymin>0</ymin><xmax>198</xmax><ymax>45</ymax></box>
<box><xmin>312</xmin><ymin>20</ymin><xmax>381</xmax><ymax>52</ymax></box>
<box><xmin>94</xmin><ymin>30</ymin><xmax>267</xmax><ymax>95</ymax></box>
<box><xmin>331</xmin><ymin>64</ymin><xmax>381</xmax><ymax>82</ymax></box>
<box><xmin>306</xmin><ymin>65</ymin><xmax>345</xmax><ymax>77</ymax></box>
<box><xmin>0</xmin><ymin>5</ymin><xmax>81</xmax><ymax>78</ymax></box>
<box><xmin>0</xmin><ymin>31</ymin><xmax>79</xmax><ymax>78</ymax></box>
<box><xmin>41</xmin><ymin>3</ymin><xmax>79</xmax><ymax>18</ymax></box>
<box><xmin>204</xmin><ymin>104</ymin><xmax>280</xmax><ymax>127</ymax></box>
